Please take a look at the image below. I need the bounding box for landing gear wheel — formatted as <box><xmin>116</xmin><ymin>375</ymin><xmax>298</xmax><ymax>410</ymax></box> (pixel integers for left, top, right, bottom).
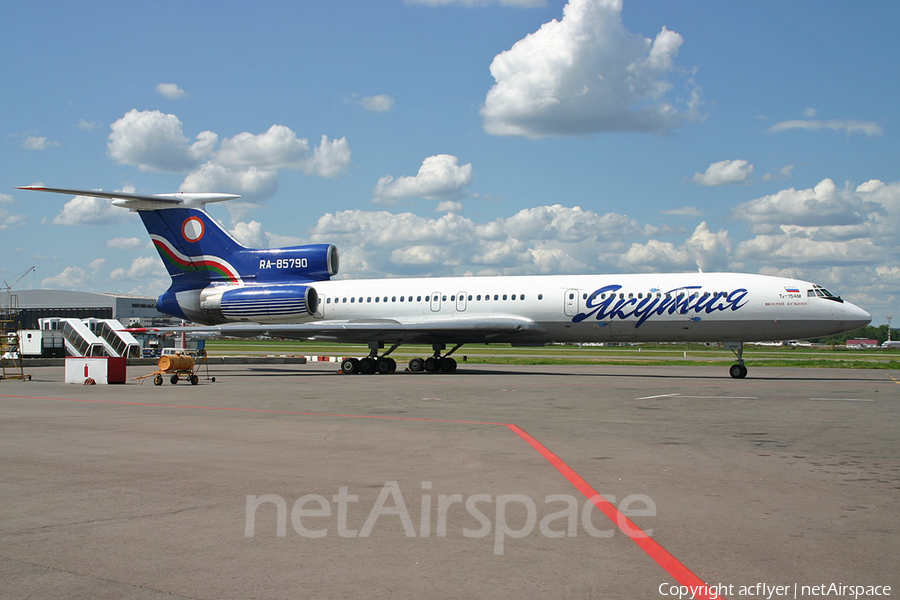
<box><xmin>424</xmin><ymin>357</ymin><xmax>440</xmax><ymax>373</ymax></box>
<box><xmin>376</xmin><ymin>357</ymin><xmax>396</xmax><ymax>374</ymax></box>
<box><xmin>359</xmin><ymin>357</ymin><xmax>376</xmax><ymax>375</ymax></box>
<box><xmin>170</xmin><ymin>374</ymin><xmax>179</xmax><ymax>385</ymax></box>
<box><xmin>440</xmin><ymin>357</ymin><xmax>457</xmax><ymax>373</ymax></box>
<box><xmin>153</xmin><ymin>374</ymin><xmax>163</xmax><ymax>386</ymax></box>
<box><xmin>408</xmin><ymin>357</ymin><xmax>425</xmax><ymax>372</ymax></box>
<box><xmin>340</xmin><ymin>358</ymin><xmax>360</xmax><ymax>374</ymax></box>
<box><xmin>190</xmin><ymin>375</ymin><xmax>199</xmax><ymax>385</ymax></box>
<box><xmin>729</xmin><ymin>364</ymin><xmax>748</xmax><ymax>379</ymax></box>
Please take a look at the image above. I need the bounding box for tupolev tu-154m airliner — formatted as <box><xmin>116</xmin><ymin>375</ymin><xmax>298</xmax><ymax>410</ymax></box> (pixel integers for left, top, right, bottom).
<box><xmin>20</xmin><ymin>186</ymin><xmax>871</xmax><ymax>379</ymax></box>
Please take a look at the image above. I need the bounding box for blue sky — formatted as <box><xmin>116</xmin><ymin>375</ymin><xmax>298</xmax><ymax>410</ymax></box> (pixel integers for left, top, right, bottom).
<box><xmin>2</xmin><ymin>0</ymin><xmax>897</xmax><ymax>325</ymax></box>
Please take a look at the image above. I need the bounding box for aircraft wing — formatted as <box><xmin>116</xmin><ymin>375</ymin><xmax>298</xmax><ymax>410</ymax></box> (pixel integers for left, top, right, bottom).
<box><xmin>135</xmin><ymin>315</ymin><xmax>541</xmax><ymax>345</ymax></box>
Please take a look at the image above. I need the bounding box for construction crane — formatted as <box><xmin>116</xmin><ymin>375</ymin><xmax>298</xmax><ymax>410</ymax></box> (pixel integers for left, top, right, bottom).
<box><xmin>2</xmin><ymin>265</ymin><xmax>35</xmax><ymax>303</ymax></box>
<box><xmin>1</xmin><ymin>266</ymin><xmax>35</xmax><ymax>381</ymax></box>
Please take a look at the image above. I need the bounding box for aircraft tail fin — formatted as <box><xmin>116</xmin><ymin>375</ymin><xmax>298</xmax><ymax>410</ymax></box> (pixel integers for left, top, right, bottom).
<box><xmin>138</xmin><ymin>207</ymin><xmax>247</xmax><ymax>287</ymax></box>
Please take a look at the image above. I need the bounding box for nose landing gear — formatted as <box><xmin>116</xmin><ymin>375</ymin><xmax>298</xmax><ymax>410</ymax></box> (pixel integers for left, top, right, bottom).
<box><xmin>725</xmin><ymin>342</ymin><xmax>748</xmax><ymax>379</ymax></box>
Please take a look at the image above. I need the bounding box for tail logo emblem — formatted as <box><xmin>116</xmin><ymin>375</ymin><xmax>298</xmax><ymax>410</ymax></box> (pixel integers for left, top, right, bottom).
<box><xmin>182</xmin><ymin>217</ymin><xmax>205</xmax><ymax>243</ymax></box>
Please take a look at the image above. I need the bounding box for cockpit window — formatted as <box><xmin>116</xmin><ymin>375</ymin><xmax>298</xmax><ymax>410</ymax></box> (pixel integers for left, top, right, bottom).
<box><xmin>809</xmin><ymin>284</ymin><xmax>843</xmax><ymax>303</ymax></box>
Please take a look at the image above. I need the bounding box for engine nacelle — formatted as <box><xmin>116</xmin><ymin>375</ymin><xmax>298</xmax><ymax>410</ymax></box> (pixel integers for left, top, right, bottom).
<box><xmin>242</xmin><ymin>244</ymin><xmax>339</xmax><ymax>282</ymax></box>
<box><xmin>200</xmin><ymin>284</ymin><xmax>319</xmax><ymax>323</ymax></box>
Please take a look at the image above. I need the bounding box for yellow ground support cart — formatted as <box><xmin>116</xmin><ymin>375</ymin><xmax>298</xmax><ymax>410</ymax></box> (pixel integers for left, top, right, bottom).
<box><xmin>135</xmin><ymin>349</ymin><xmax>215</xmax><ymax>386</ymax></box>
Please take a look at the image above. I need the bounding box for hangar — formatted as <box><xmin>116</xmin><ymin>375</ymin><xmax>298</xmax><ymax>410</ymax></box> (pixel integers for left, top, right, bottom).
<box><xmin>10</xmin><ymin>289</ymin><xmax>172</xmax><ymax>329</ymax></box>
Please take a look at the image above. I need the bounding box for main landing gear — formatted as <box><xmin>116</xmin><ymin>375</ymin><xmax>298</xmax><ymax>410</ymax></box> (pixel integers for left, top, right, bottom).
<box><xmin>408</xmin><ymin>343</ymin><xmax>462</xmax><ymax>374</ymax></box>
<box><xmin>339</xmin><ymin>343</ymin><xmax>462</xmax><ymax>375</ymax></box>
<box><xmin>340</xmin><ymin>341</ymin><xmax>400</xmax><ymax>375</ymax></box>
<box><xmin>725</xmin><ymin>342</ymin><xmax>748</xmax><ymax>379</ymax></box>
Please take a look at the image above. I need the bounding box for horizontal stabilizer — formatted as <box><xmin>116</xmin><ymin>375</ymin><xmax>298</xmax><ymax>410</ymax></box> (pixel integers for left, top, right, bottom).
<box><xmin>18</xmin><ymin>186</ymin><xmax>241</xmax><ymax>209</ymax></box>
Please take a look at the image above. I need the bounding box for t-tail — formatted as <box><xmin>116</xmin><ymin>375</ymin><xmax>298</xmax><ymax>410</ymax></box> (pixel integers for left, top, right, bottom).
<box><xmin>18</xmin><ymin>186</ymin><xmax>338</xmax><ymax>325</ymax></box>
<box><xmin>140</xmin><ymin>207</ymin><xmax>339</xmax><ymax>324</ymax></box>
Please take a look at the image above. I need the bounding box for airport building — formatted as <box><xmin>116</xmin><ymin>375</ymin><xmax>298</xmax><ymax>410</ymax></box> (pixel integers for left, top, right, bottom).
<box><xmin>9</xmin><ymin>289</ymin><xmax>171</xmax><ymax>329</ymax></box>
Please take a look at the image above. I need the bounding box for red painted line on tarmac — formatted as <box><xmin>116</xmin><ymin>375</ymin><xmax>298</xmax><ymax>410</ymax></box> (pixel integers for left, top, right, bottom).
<box><xmin>505</xmin><ymin>423</ymin><xmax>722</xmax><ymax>600</ymax></box>
<box><xmin>1</xmin><ymin>392</ymin><xmax>723</xmax><ymax>597</ymax></box>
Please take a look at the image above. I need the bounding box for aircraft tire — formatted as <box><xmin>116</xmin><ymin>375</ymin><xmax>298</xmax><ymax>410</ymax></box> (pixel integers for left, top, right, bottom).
<box><xmin>359</xmin><ymin>357</ymin><xmax>376</xmax><ymax>375</ymax></box>
<box><xmin>729</xmin><ymin>364</ymin><xmax>747</xmax><ymax>379</ymax></box>
<box><xmin>440</xmin><ymin>357</ymin><xmax>457</xmax><ymax>373</ymax></box>
<box><xmin>424</xmin><ymin>357</ymin><xmax>440</xmax><ymax>373</ymax></box>
<box><xmin>408</xmin><ymin>358</ymin><xmax>425</xmax><ymax>372</ymax></box>
<box><xmin>341</xmin><ymin>358</ymin><xmax>359</xmax><ymax>374</ymax></box>
<box><xmin>376</xmin><ymin>357</ymin><xmax>395</xmax><ymax>374</ymax></box>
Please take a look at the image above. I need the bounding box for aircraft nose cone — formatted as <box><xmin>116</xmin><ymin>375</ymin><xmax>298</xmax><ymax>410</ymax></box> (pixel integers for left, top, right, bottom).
<box><xmin>844</xmin><ymin>301</ymin><xmax>871</xmax><ymax>329</ymax></box>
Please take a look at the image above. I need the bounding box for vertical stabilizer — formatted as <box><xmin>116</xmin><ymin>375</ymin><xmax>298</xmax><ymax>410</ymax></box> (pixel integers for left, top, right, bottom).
<box><xmin>139</xmin><ymin>208</ymin><xmax>246</xmax><ymax>289</ymax></box>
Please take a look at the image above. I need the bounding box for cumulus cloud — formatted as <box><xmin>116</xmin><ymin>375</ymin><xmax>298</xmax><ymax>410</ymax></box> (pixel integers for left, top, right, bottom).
<box><xmin>306</xmin><ymin>135</ymin><xmax>352</xmax><ymax>177</ymax></box>
<box><xmin>735</xmin><ymin>235</ymin><xmax>879</xmax><ymax>267</ymax></box>
<box><xmin>621</xmin><ymin>222</ymin><xmax>730</xmax><ymax>272</ymax></box>
<box><xmin>308</xmin><ymin>203</ymin><xmax>655</xmax><ymax>277</ymax></box>
<box><xmin>53</xmin><ymin>188</ymin><xmax>133</xmax><ymax>226</ymax></box>
<box><xmin>661</xmin><ymin>206</ymin><xmax>703</xmax><ymax>217</ymax></box>
<box><xmin>156</xmin><ymin>83</ymin><xmax>187</xmax><ymax>99</ymax></box>
<box><xmin>41</xmin><ymin>266</ymin><xmax>91</xmax><ymax>290</ymax></box>
<box><xmin>0</xmin><ymin>194</ymin><xmax>22</xmax><ymax>230</ymax></box>
<box><xmin>106</xmin><ymin>110</ymin><xmax>350</xmax><ymax>215</ymax></box>
<box><xmin>436</xmin><ymin>200</ymin><xmax>464</xmax><ymax>213</ymax></box>
<box><xmin>732</xmin><ymin>178</ymin><xmax>881</xmax><ymax>233</ymax></box>
<box><xmin>182</xmin><ymin>129</ymin><xmax>350</xmax><ymax>209</ymax></box>
<box><xmin>106</xmin><ymin>237</ymin><xmax>144</xmax><ymax>250</ymax></box>
<box><xmin>110</xmin><ymin>256</ymin><xmax>168</xmax><ymax>280</ymax></box>
<box><xmin>230</xmin><ymin>220</ymin><xmax>302</xmax><ymax>248</ymax></box>
<box><xmin>373</xmin><ymin>154</ymin><xmax>473</xmax><ymax>204</ymax></box>
<box><xmin>727</xmin><ymin>177</ymin><xmax>900</xmax><ymax>294</ymax></box>
<box><xmin>180</xmin><ymin>163</ymin><xmax>279</xmax><ymax>203</ymax></box>
<box><xmin>108</xmin><ymin>109</ymin><xmax>217</xmax><ymax>172</ymax></box>
<box><xmin>768</xmin><ymin>118</ymin><xmax>882</xmax><ymax>137</ymax></box>
<box><xmin>23</xmin><ymin>136</ymin><xmax>59</xmax><ymax>150</ymax></box>
<box><xmin>359</xmin><ymin>95</ymin><xmax>395</xmax><ymax>112</ymax></box>
<box><xmin>216</xmin><ymin>125</ymin><xmax>313</xmax><ymax>170</ymax></box>
<box><xmin>761</xmin><ymin>164</ymin><xmax>793</xmax><ymax>182</ymax></box>
<box><xmin>481</xmin><ymin>0</ymin><xmax>696</xmax><ymax>137</ymax></box>
<box><xmin>1</xmin><ymin>207</ymin><xmax>25</xmax><ymax>231</ymax></box>
<box><xmin>691</xmin><ymin>159</ymin><xmax>753</xmax><ymax>186</ymax></box>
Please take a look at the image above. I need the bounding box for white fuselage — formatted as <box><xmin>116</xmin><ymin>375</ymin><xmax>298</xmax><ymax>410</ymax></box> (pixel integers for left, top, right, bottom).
<box><xmin>296</xmin><ymin>272</ymin><xmax>869</xmax><ymax>344</ymax></box>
